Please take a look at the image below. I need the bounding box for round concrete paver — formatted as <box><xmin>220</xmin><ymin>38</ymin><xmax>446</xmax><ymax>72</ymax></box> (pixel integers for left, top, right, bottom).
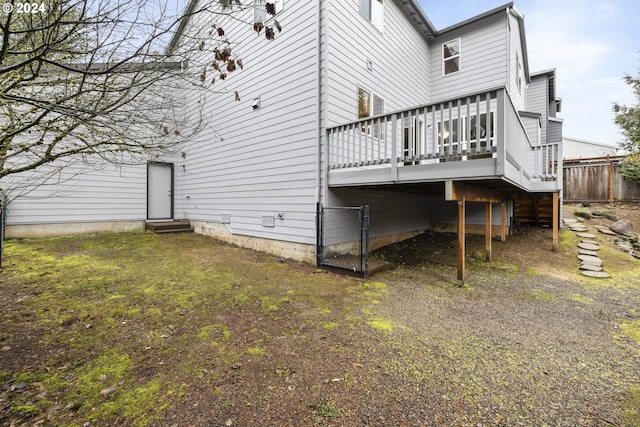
<box><xmin>581</xmin><ymin>270</ymin><xmax>611</xmax><ymax>278</ymax></box>
<box><xmin>597</xmin><ymin>228</ymin><xmax>617</xmax><ymax>236</ymax></box>
<box><xmin>571</xmin><ymin>227</ymin><xmax>589</xmax><ymax>232</ymax></box>
<box><xmin>578</xmin><ymin>254</ymin><xmax>603</xmax><ymax>266</ymax></box>
<box><xmin>563</xmin><ymin>218</ymin><xmax>578</xmax><ymax>223</ymax></box>
<box><xmin>579</xmin><ymin>249</ymin><xmax>599</xmax><ymax>256</ymax></box>
<box><xmin>577</xmin><ymin>233</ymin><xmax>597</xmax><ymax>239</ymax></box>
<box><xmin>578</xmin><ymin>242</ymin><xmax>600</xmax><ymax>251</ymax></box>
<box><xmin>580</xmin><ymin>264</ymin><xmax>603</xmax><ymax>272</ymax></box>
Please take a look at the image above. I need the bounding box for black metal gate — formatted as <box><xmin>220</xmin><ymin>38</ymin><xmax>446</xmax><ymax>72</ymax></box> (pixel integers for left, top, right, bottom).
<box><xmin>316</xmin><ymin>204</ymin><xmax>369</xmax><ymax>278</ymax></box>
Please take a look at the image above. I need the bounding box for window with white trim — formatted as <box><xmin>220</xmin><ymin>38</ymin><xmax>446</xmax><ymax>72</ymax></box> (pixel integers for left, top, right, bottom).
<box><xmin>442</xmin><ymin>38</ymin><xmax>460</xmax><ymax>75</ymax></box>
<box><xmin>358</xmin><ymin>86</ymin><xmax>383</xmax><ymax>119</ymax></box>
<box><xmin>254</xmin><ymin>0</ymin><xmax>284</xmax><ymax>23</ymax></box>
<box><xmin>358</xmin><ymin>86</ymin><xmax>384</xmax><ymax>139</ymax></box>
<box><xmin>359</xmin><ymin>0</ymin><xmax>384</xmax><ymax>31</ymax></box>
<box><xmin>516</xmin><ymin>52</ymin><xmax>523</xmax><ymax>92</ymax></box>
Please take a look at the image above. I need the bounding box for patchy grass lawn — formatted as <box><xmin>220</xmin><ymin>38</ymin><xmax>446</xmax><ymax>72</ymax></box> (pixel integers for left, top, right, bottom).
<box><xmin>1</xmin><ymin>226</ymin><xmax>640</xmax><ymax>426</ymax></box>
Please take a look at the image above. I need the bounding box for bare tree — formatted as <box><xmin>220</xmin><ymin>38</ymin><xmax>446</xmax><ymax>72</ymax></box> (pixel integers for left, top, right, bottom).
<box><xmin>0</xmin><ymin>0</ymin><xmax>282</xmax><ymax>194</ymax></box>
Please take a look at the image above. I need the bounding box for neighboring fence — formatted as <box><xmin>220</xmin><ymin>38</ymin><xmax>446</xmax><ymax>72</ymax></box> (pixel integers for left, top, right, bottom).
<box><xmin>316</xmin><ymin>204</ymin><xmax>369</xmax><ymax>278</ymax></box>
<box><xmin>563</xmin><ymin>156</ymin><xmax>640</xmax><ymax>202</ymax></box>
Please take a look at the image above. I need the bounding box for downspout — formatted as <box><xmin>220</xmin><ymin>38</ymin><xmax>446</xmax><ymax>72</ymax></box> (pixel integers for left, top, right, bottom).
<box><xmin>315</xmin><ymin>0</ymin><xmax>323</xmax><ymax>206</ymax></box>
<box><xmin>315</xmin><ymin>0</ymin><xmax>323</xmax><ymax>265</ymax></box>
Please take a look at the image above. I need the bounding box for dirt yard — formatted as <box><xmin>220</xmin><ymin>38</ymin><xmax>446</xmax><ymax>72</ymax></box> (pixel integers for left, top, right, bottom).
<box><xmin>1</xmin><ymin>202</ymin><xmax>640</xmax><ymax>426</ymax></box>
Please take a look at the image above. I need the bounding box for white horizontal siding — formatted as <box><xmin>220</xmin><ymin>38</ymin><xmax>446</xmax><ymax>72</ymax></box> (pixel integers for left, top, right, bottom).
<box><xmin>325</xmin><ymin>0</ymin><xmax>430</xmax><ymax>127</ymax></box>
<box><xmin>526</xmin><ymin>77</ymin><xmax>549</xmax><ymax>145</ymax></box>
<box><xmin>4</xmin><ymin>162</ymin><xmax>147</xmax><ymax>224</ymax></box>
<box><xmin>327</xmin><ymin>187</ymin><xmax>431</xmax><ymax>238</ymax></box>
<box><xmin>508</xmin><ymin>13</ymin><xmax>526</xmax><ymax>110</ymax></box>
<box><xmin>430</xmin><ymin>15</ymin><xmax>508</xmax><ymax>101</ymax></box>
<box><xmin>172</xmin><ymin>0</ymin><xmax>319</xmax><ymax>245</ymax></box>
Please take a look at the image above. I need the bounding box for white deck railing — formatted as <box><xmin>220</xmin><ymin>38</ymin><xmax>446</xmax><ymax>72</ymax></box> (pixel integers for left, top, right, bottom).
<box><xmin>327</xmin><ymin>88</ymin><xmax>561</xmax><ymax>189</ymax></box>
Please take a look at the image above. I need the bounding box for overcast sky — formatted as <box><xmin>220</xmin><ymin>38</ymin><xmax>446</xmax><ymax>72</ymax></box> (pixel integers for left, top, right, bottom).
<box><xmin>419</xmin><ymin>0</ymin><xmax>640</xmax><ymax>146</ymax></box>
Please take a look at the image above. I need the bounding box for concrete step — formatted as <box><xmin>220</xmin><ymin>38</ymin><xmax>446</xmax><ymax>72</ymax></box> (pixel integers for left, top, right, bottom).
<box><xmin>145</xmin><ymin>220</ymin><xmax>193</xmax><ymax>234</ymax></box>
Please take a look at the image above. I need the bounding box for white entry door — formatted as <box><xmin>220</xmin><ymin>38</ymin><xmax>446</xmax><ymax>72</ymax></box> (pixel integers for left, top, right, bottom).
<box><xmin>147</xmin><ymin>162</ymin><xmax>173</xmax><ymax>220</ymax></box>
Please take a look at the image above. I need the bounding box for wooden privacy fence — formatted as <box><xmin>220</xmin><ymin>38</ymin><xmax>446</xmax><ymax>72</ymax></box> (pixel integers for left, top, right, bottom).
<box><xmin>563</xmin><ymin>156</ymin><xmax>640</xmax><ymax>203</ymax></box>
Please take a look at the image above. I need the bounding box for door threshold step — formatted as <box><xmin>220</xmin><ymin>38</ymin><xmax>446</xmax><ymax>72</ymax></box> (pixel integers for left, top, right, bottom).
<box><xmin>145</xmin><ymin>220</ymin><xmax>192</xmax><ymax>234</ymax></box>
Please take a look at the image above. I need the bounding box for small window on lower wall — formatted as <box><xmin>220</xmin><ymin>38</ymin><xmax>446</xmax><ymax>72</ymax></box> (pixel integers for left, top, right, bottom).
<box><xmin>358</xmin><ymin>86</ymin><xmax>385</xmax><ymax>139</ymax></box>
<box><xmin>358</xmin><ymin>86</ymin><xmax>384</xmax><ymax>119</ymax></box>
<box><xmin>443</xmin><ymin>38</ymin><xmax>460</xmax><ymax>75</ymax></box>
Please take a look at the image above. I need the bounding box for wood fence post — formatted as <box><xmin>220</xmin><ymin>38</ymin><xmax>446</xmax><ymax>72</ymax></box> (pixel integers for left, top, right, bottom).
<box><xmin>608</xmin><ymin>155</ymin><xmax>614</xmax><ymax>205</ymax></box>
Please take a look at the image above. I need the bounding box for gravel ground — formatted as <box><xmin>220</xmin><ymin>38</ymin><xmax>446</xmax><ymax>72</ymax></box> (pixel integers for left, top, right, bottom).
<box><xmin>1</xmin><ymin>203</ymin><xmax>640</xmax><ymax>426</ymax></box>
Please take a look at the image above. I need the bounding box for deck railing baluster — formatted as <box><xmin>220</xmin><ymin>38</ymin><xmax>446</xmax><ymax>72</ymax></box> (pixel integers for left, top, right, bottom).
<box><xmin>327</xmin><ymin>88</ymin><xmax>561</xmax><ymax>190</ymax></box>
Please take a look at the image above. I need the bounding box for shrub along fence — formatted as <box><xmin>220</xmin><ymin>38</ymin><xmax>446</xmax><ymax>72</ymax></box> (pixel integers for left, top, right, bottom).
<box><xmin>563</xmin><ymin>156</ymin><xmax>640</xmax><ymax>203</ymax></box>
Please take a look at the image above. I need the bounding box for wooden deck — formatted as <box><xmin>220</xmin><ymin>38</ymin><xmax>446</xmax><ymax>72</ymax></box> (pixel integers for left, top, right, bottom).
<box><xmin>326</xmin><ymin>87</ymin><xmax>562</xmax><ymax>195</ymax></box>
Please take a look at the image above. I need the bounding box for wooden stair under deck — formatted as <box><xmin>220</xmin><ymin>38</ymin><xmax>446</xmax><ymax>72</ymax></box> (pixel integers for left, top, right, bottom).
<box><xmin>145</xmin><ymin>220</ymin><xmax>193</xmax><ymax>234</ymax></box>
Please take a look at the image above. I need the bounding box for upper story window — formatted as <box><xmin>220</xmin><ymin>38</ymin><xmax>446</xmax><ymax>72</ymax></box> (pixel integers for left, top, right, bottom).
<box><xmin>442</xmin><ymin>38</ymin><xmax>460</xmax><ymax>75</ymax></box>
<box><xmin>255</xmin><ymin>0</ymin><xmax>283</xmax><ymax>23</ymax></box>
<box><xmin>360</xmin><ymin>0</ymin><xmax>384</xmax><ymax>31</ymax></box>
<box><xmin>516</xmin><ymin>53</ymin><xmax>523</xmax><ymax>92</ymax></box>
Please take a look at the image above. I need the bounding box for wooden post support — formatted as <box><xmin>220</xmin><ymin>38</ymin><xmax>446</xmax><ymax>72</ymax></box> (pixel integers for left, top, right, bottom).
<box><xmin>457</xmin><ymin>198</ymin><xmax>466</xmax><ymax>282</ymax></box>
<box><xmin>552</xmin><ymin>191</ymin><xmax>559</xmax><ymax>252</ymax></box>
<box><xmin>485</xmin><ymin>202</ymin><xmax>492</xmax><ymax>262</ymax></box>
<box><xmin>500</xmin><ymin>203</ymin><xmax>507</xmax><ymax>242</ymax></box>
<box><xmin>608</xmin><ymin>155</ymin><xmax>614</xmax><ymax>205</ymax></box>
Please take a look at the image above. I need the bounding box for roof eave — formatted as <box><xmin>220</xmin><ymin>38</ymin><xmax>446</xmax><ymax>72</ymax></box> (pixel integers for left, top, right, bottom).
<box><xmin>166</xmin><ymin>0</ymin><xmax>200</xmax><ymax>54</ymax></box>
<box><xmin>434</xmin><ymin>2</ymin><xmax>514</xmax><ymax>37</ymax></box>
<box><xmin>400</xmin><ymin>0</ymin><xmax>438</xmax><ymax>41</ymax></box>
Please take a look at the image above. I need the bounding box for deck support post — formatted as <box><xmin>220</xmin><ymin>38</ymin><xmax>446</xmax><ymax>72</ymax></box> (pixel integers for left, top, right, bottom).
<box><xmin>390</xmin><ymin>114</ymin><xmax>398</xmax><ymax>182</ymax></box>
<box><xmin>457</xmin><ymin>198</ymin><xmax>466</xmax><ymax>283</ymax></box>
<box><xmin>485</xmin><ymin>202</ymin><xmax>492</xmax><ymax>262</ymax></box>
<box><xmin>500</xmin><ymin>203</ymin><xmax>507</xmax><ymax>242</ymax></box>
<box><xmin>552</xmin><ymin>191</ymin><xmax>559</xmax><ymax>252</ymax></box>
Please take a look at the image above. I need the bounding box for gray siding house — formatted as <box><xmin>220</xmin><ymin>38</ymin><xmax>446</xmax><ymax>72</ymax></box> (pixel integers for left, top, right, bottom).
<box><xmin>3</xmin><ymin>1</ymin><xmax>563</xmax><ymax>277</ymax></box>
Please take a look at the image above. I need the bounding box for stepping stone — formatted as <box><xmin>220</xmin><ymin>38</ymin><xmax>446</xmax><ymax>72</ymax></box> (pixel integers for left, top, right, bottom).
<box><xmin>597</xmin><ymin>228</ymin><xmax>617</xmax><ymax>236</ymax></box>
<box><xmin>563</xmin><ymin>218</ymin><xmax>578</xmax><ymax>224</ymax></box>
<box><xmin>581</xmin><ymin>239</ymin><xmax>598</xmax><ymax>245</ymax></box>
<box><xmin>579</xmin><ymin>249</ymin><xmax>599</xmax><ymax>256</ymax></box>
<box><xmin>580</xmin><ymin>264</ymin><xmax>603</xmax><ymax>272</ymax></box>
<box><xmin>578</xmin><ymin>243</ymin><xmax>600</xmax><ymax>251</ymax></box>
<box><xmin>577</xmin><ymin>255</ymin><xmax>603</xmax><ymax>267</ymax></box>
<box><xmin>577</xmin><ymin>233</ymin><xmax>597</xmax><ymax>239</ymax></box>
<box><xmin>571</xmin><ymin>228</ymin><xmax>589</xmax><ymax>233</ymax></box>
<box><xmin>580</xmin><ymin>270</ymin><xmax>611</xmax><ymax>279</ymax></box>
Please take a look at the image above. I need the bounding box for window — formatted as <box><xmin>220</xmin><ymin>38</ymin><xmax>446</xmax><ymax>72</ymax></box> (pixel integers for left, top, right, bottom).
<box><xmin>442</xmin><ymin>38</ymin><xmax>460</xmax><ymax>75</ymax></box>
<box><xmin>254</xmin><ymin>0</ymin><xmax>284</xmax><ymax>23</ymax></box>
<box><xmin>516</xmin><ymin>53</ymin><xmax>523</xmax><ymax>92</ymax></box>
<box><xmin>358</xmin><ymin>86</ymin><xmax>384</xmax><ymax>139</ymax></box>
<box><xmin>360</xmin><ymin>0</ymin><xmax>384</xmax><ymax>31</ymax></box>
<box><xmin>358</xmin><ymin>86</ymin><xmax>383</xmax><ymax>119</ymax></box>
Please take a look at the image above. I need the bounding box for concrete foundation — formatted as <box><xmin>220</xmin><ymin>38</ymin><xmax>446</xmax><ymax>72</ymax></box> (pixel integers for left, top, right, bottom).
<box><xmin>192</xmin><ymin>221</ymin><xmax>316</xmax><ymax>264</ymax></box>
<box><xmin>5</xmin><ymin>221</ymin><xmax>146</xmax><ymax>239</ymax></box>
